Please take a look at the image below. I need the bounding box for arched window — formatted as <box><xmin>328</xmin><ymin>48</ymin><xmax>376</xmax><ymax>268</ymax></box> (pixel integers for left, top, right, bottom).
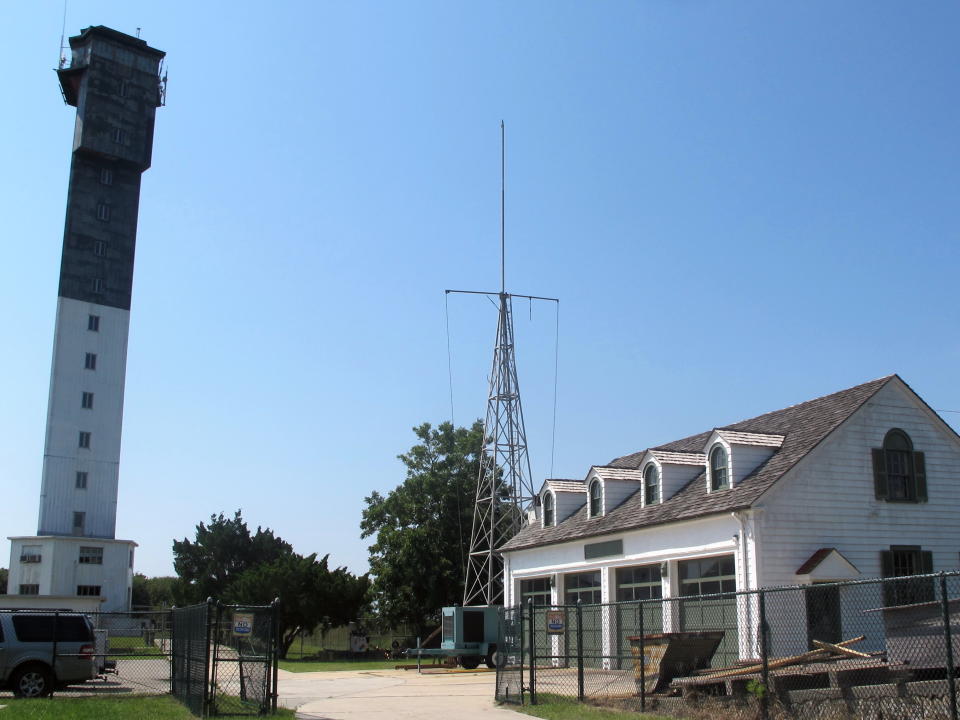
<box><xmin>589</xmin><ymin>480</ymin><xmax>602</xmax><ymax>517</ymax></box>
<box><xmin>644</xmin><ymin>464</ymin><xmax>660</xmax><ymax>505</ymax></box>
<box><xmin>543</xmin><ymin>492</ymin><xmax>555</xmax><ymax>527</ymax></box>
<box><xmin>710</xmin><ymin>445</ymin><xmax>729</xmax><ymax>490</ymax></box>
<box><xmin>874</xmin><ymin>429</ymin><xmax>926</xmax><ymax>502</ymax></box>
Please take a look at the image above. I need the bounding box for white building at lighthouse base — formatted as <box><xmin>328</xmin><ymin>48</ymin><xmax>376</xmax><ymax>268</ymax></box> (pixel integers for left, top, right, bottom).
<box><xmin>6</xmin><ymin>536</ymin><xmax>136</xmax><ymax>612</ymax></box>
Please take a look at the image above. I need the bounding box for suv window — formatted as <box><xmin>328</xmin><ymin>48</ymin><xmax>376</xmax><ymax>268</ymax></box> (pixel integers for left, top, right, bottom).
<box><xmin>11</xmin><ymin>615</ymin><xmax>93</xmax><ymax>642</ymax></box>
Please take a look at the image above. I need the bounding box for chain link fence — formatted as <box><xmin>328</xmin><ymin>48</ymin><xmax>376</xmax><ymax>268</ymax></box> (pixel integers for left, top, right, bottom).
<box><xmin>288</xmin><ymin>615</ymin><xmax>417</xmax><ymax>660</ymax></box>
<box><xmin>172</xmin><ymin>603</ymin><xmax>211</xmax><ymax>715</ymax></box>
<box><xmin>208</xmin><ymin>603</ymin><xmax>280</xmax><ymax>716</ymax></box>
<box><xmin>5</xmin><ymin>600</ymin><xmax>280</xmax><ymax>717</ymax></box>
<box><xmin>496</xmin><ymin>571</ymin><xmax>960</xmax><ymax>720</ymax></box>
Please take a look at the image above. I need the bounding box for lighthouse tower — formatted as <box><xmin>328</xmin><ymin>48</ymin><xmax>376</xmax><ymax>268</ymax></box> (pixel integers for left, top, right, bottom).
<box><xmin>6</xmin><ymin>26</ymin><xmax>164</xmax><ymax>612</ymax></box>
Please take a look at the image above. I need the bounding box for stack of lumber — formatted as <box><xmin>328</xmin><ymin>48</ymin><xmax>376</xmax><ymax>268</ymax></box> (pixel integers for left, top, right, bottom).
<box><xmin>690</xmin><ymin>636</ymin><xmax>871</xmax><ymax>681</ymax></box>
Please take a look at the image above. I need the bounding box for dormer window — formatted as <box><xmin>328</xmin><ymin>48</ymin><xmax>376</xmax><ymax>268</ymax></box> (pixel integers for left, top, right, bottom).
<box><xmin>644</xmin><ymin>464</ymin><xmax>659</xmax><ymax>505</ymax></box>
<box><xmin>710</xmin><ymin>445</ymin><xmax>729</xmax><ymax>490</ymax></box>
<box><xmin>589</xmin><ymin>480</ymin><xmax>602</xmax><ymax>517</ymax></box>
<box><xmin>543</xmin><ymin>492</ymin><xmax>555</xmax><ymax>527</ymax></box>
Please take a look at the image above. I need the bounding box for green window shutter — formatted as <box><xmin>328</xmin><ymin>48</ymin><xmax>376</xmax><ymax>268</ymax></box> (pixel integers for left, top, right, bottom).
<box><xmin>872</xmin><ymin>448</ymin><xmax>888</xmax><ymax>499</ymax></box>
<box><xmin>880</xmin><ymin>550</ymin><xmax>894</xmax><ymax>578</ymax></box>
<box><xmin>880</xmin><ymin>550</ymin><xmax>895</xmax><ymax>605</ymax></box>
<box><xmin>913</xmin><ymin>451</ymin><xmax>927</xmax><ymax>502</ymax></box>
<box><xmin>919</xmin><ymin>550</ymin><xmax>935</xmax><ymax>602</ymax></box>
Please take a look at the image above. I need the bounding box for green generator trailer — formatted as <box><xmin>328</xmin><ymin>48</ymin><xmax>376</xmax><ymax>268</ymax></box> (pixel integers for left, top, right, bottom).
<box><xmin>408</xmin><ymin>605</ymin><xmax>502</xmax><ymax>669</ymax></box>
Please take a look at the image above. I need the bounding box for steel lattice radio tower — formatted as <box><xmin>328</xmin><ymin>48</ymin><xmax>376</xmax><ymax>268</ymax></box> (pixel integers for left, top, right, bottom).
<box><xmin>451</xmin><ymin>123</ymin><xmax>558</xmax><ymax>607</ymax></box>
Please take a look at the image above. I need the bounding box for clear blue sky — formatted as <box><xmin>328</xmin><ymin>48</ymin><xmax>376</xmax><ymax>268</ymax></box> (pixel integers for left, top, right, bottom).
<box><xmin>2</xmin><ymin>1</ymin><xmax>958</xmax><ymax>579</ymax></box>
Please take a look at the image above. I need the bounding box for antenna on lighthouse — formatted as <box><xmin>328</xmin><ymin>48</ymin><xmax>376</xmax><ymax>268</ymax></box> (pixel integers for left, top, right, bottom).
<box><xmin>448</xmin><ymin>122</ymin><xmax>559</xmax><ymax>607</ymax></box>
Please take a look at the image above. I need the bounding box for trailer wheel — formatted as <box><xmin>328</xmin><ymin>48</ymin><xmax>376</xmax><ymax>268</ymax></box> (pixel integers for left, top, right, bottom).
<box><xmin>459</xmin><ymin>655</ymin><xmax>481</xmax><ymax>670</ymax></box>
<box><xmin>485</xmin><ymin>645</ymin><xmax>500</xmax><ymax>668</ymax></box>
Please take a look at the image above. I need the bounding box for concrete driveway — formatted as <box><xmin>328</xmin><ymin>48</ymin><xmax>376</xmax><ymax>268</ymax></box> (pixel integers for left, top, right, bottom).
<box><xmin>278</xmin><ymin>668</ymin><xmax>525</xmax><ymax>720</ymax></box>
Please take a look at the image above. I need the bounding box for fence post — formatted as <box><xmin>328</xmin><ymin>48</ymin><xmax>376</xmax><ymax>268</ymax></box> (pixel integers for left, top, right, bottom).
<box><xmin>576</xmin><ymin>600</ymin><xmax>584</xmax><ymax>702</ymax></box>
<box><xmin>941</xmin><ymin>573</ymin><xmax>958</xmax><ymax>720</ymax></box>
<box><xmin>518</xmin><ymin>606</ymin><xmax>525</xmax><ymax>705</ymax></box>
<box><xmin>638</xmin><ymin>601</ymin><xmax>646</xmax><ymax>712</ymax></box>
<box><xmin>272</xmin><ymin>598</ymin><xmax>281</xmax><ymax>714</ymax></box>
<box><xmin>51</xmin><ymin>611</ymin><xmax>59</xmax><ymax>699</ymax></box>
<box><xmin>203</xmin><ymin>598</ymin><xmax>214</xmax><ymax>717</ymax></box>
<box><xmin>170</xmin><ymin>607</ymin><xmax>178</xmax><ymax>696</ymax></box>
<box><xmin>759</xmin><ymin>588</ymin><xmax>769</xmax><ymax>720</ymax></box>
<box><xmin>528</xmin><ymin>599</ymin><xmax>537</xmax><ymax>705</ymax></box>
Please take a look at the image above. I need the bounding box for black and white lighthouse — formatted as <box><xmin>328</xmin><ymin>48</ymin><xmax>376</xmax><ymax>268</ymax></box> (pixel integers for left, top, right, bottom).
<box><xmin>6</xmin><ymin>26</ymin><xmax>164</xmax><ymax>611</ymax></box>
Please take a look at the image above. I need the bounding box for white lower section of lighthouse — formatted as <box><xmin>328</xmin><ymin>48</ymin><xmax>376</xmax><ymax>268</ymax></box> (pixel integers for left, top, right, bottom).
<box><xmin>38</xmin><ymin>298</ymin><xmax>130</xmax><ymax>538</ymax></box>
<box><xmin>7</xmin><ymin>298</ymin><xmax>136</xmax><ymax>612</ymax></box>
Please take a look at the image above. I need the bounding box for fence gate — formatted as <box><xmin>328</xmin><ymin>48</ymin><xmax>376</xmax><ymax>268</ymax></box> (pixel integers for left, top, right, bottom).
<box><xmin>171</xmin><ymin>600</ymin><xmax>279</xmax><ymax>717</ymax></box>
<box><xmin>209</xmin><ymin>603</ymin><xmax>280</xmax><ymax>716</ymax></box>
<box><xmin>171</xmin><ymin>603</ymin><xmax>211</xmax><ymax>715</ymax></box>
<box><xmin>495</xmin><ymin>605</ymin><xmax>524</xmax><ymax>704</ymax></box>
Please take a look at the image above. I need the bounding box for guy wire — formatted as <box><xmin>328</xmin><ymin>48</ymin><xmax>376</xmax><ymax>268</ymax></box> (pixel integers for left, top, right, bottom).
<box><xmin>445</xmin><ymin>291</ymin><xmax>455</xmax><ymax>427</ymax></box>
<box><xmin>550</xmin><ymin>301</ymin><xmax>560</xmax><ymax>479</ymax></box>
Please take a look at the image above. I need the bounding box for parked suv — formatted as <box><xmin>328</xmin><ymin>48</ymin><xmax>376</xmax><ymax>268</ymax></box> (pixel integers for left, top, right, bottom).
<box><xmin>0</xmin><ymin>612</ymin><xmax>98</xmax><ymax>697</ymax></box>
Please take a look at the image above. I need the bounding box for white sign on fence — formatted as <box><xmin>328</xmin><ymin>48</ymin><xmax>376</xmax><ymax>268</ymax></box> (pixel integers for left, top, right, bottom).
<box><xmin>233</xmin><ymin>612</ymin><xmax>255</xmax><ymax>637</ymax></box>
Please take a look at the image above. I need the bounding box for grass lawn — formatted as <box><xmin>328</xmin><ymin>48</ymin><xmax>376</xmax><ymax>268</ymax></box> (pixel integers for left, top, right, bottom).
<box><xmin>0</xmin><ymin>695</ymin><xmax>295</xmax><ymax>719</ymax></box>
<box><xmin>282</xmin><ymin>639</ymin><xmax>324</xmax><ymax>659</ymax></box>
<box><xmin>511</xmin><ymin>695</ymin><xmax>679</xmax><ymax>720</ymax></box>
<box><xmin>278</xmin><ymin>658</ymin><xmax>406</xmax><ymax>673</ymax></box>
<box><xmin>107</xmin><ymin>635</ymin><xmax>166</xmax><ymax>657</ymax></box>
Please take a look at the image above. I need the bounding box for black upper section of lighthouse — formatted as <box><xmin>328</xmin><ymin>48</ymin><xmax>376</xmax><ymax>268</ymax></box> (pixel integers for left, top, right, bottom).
<box><xmin>56</xmin><ymin>26</ymin><xmax>164</xmax><ymax>310</ymax></box>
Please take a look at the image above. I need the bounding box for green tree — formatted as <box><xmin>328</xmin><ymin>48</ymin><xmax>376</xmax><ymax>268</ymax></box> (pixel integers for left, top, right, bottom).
<box><xmin>231</xmin><ymin>552</ymin><xmax>369</xmax><ymax>658</ymax></box>
<box><xmin>173</xmin><ymin>510</ymin><xmax>368</xmax><ymax>658</ymax></box>
<box><xmin>360</xmin><ymin>420</ymin><xmax>482</xmax><ymax>633</ymax></box>
<box><xmin>132</xmin><ymin>574</ymin><xmax>181</xmax><ymax>608</ymax></box>
<box><xmin>0</xmin><ymin>568</ymin><xmax>7</xmax><ymax>595</ymax></box>
<box><xmin>173</xmin><ymin>511</ymin><xmax>292</xmax><ymax>603</ymax></box>
<box><xmin>132</xmin><ymin>573</ymin><xmax>150</xmax><ymax>607</ymax></box>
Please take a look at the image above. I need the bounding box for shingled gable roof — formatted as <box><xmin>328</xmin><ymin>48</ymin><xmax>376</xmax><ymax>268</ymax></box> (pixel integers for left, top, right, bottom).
<box><xmin>501</xmin><ymin>375</ymin><xmax>897</xmax><ymax>553</ymax></box>
<box><xmin>541</xmin><ymin>479</ymin><xmax>587</xmax><ymax>494</ymax></box>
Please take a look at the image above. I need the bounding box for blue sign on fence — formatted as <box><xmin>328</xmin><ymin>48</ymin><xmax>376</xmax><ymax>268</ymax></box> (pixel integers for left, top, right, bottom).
<box><xmin>233</xmin><ymin>612</ymin><xmax>254</xmax><ymax>637</ymax></box>
<box><xmin>546</xmin><ymin>610</ymin><xmax>565</xmax><ymax>634</ymax></box>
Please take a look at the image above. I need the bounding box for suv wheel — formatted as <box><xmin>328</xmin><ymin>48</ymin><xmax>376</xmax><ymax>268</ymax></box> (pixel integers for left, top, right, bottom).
<box><xmin>12</xmin><ymin>664</ymin><xmax>54</xmax><ymax>698</ymax></box>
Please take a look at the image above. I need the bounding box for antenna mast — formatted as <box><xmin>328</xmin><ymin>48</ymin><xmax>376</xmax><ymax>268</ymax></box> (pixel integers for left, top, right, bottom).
<box><xmin>451</xmin><ymin>122</ymin><xmax>558</xmax><ymax>607</ymax></box>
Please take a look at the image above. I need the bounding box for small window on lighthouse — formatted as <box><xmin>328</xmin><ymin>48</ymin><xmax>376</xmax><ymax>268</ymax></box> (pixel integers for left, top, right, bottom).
<box><xmin>73</xmin><ymin>512</ymin><xmax>86</xmax><ymax>535</ymax></box>
<box><xmin>76</xmin><ymin>471</ymin><xmax>88</xmax><ymax>489</ymax></box>
<box><xmin>78</xmin><ymin>431</ymin><xmax>91</xmax><ymax>449</ymax></box>
<box><xmin>92</xmin><ymin>278</ymin><xmax>104</xmax><ymax>294</ymax></box>
<box><xmin>85</xmin><ymin>353</ymin><xmax>97</xmax><ymax>370</ymax></box>
<box><xmin>88</xmin><ymin>315</ymin><xmax>100</xmax><ymax>332</ymax></box>
<box><xmin>97</xmin><ymin>203</ymin><xmax>111</xmax><ymax>222</ymax></box>
<box><xmin>82</xmin><ymin>392</ymin><xmax>94</xmax><ymax>409</ymax></box>
<box><xmin>99</xmin><ymin>168</ymin><xmax>113</xmax><ymax>186</ymax></box>
<box><xmin>94</xmin><ymin>241</ymin><xmax>107</xmax><ymax>257</ymax></box>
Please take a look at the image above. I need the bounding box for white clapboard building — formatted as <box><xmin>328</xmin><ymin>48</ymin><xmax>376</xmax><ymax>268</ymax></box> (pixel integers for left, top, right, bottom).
<box><xmin>501</xmin><ymin>374</ymin><xmax>960</xmax><ymax>665</ymax></box>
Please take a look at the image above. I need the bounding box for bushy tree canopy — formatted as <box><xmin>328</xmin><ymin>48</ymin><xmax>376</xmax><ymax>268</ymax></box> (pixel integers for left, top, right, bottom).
<box><xmin>173</xmin><ymin>510</ymin><xmax>368</xmax><ymax>657</ymax></box>
<box><xmin>360</xmin><ymin>420</ymin><xmax>482</xmax><ymax>633</ymax></box>
<box><xmin>231</xmin><ymin>552</ymin><xmax>369</xmax><ymax>656</ymax></box>
<box><xmin>173</xmin><ymin>511</ymin><xmax>292</xmax><ymax>602</ymax></box>
<box><xmin>132</xmin><ymin>574</ymin><xmax>182</xmax><ymax>609</ymax></box>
